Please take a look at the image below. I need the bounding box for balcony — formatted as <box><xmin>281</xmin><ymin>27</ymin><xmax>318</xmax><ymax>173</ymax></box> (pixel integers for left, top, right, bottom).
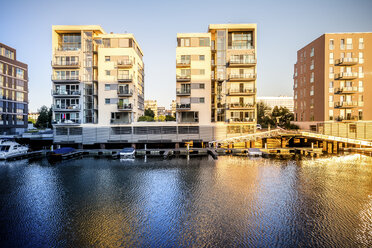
<box><xmin>117</xmin><ymin>89</ymin><xmax>133</xmax><ymax>97</ymax></box>
<box><xmin>176</xmin><ymin>88</ymin><xmax>191</xmax><ymax>96</ymax></box>
<box><xmin>52</xmin><ymin>104</ymin><xmax>81</xmax><ymax>111</ymax></box>
<box><xmin>176</xmin><ymin>75</ymin><xmax>191</xmax><ymax>82</ymax></box>
<box><xmin>228</xmin><ymin>88</ymin><xmax>255</xmax><ymax>95</ymax></box>
<box><xmin>176</xmin><ymin>60</ymin><xmax>191</xmax><ymax>68</ymax></box>
<box><xmin>176</xmin><ymin>103</ymin><xmax>191</xmax><ymax>110</ymax></box>
<box><xmin>52</xmin><ymin>90</ymin><xmax>81</xmax><ymax>97</ymax></box>
<box><xmin>334</xmin><ymin>87</ymin><xmax>358</xmax><ymax>94</ymax></box>
<box><xmin>335</xmin><ymin>116</ymin><xmax>359</xmax><ymax>122</ymax></box>
<box><xmin>117</xmin><ymin>60</ymin><xmax>133</xmax><ymax>68</ymax></box>
<box><xmin>228</xmin><ymin>103</ymin><xmax>255</xmax><ymax>109</ymax></box>
<box><xmin>117</xmin><ymin>103</ymin><xmax>132</xmax><ymax>111</ymax></box>
<box><xmin>53</xmin><ymin>119</ymin><xmax>81</xmax><ymax>125</ymax></box>
<box><xmin>334</xmin><ymin>72</ymin><xmax>358</xmax><ymax>80</ymax></box>
<box><xmin>334</xmin><ymin>101</ymin><xmax>358</xmax><ymax>108</ymax></box>
<box><xmin>227</xmin><ymin>118</ymin><xmax>255</xmax><ymax>123</ymax></box>
<box><xmin>118</xmin><ymin>74</ymin><xmax>133</xmax><ymax>82</ymax></box>
<box><xmin>229</xmin><ymin>58</ymin><xmax>256</xmax><ymax>67</ymax></box>
<box><xmin>55</xmin><ymin>45</ymin><xmax>81</xmax><ymax>52</ymax></box>
<box><xmin>51</xmin><ymin>75</ymin><xmax>80</xmax><ymax>82</ymax></box>
<box><xmin>229</xmin><ymin>73</ymin><xmax>256</xmax><ymax>81</ymax></box>
<box><xmin>335</xmin><ymin>58</ymin><xmax>358</xmax><ymax>66</ymax></box>
<box><xmin>51</xmin><ymin>60</ymin><xmax>80</xmax><ymax>69</ymax></box>
<box><xmin>228</xmin><ymin>45</ymin><xmax>254</xmax><ymax>50</ymax></box>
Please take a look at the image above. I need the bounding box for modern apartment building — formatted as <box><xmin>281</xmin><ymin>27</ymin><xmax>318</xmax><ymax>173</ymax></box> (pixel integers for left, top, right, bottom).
<box><xmin>176</xmin><ymin>24</ymin><xmax>257</xmax><ymax>133</ymax></box>
<box><xmin>293</xmin><ymin>33</ymin><xmax>371</xmax><ymax>129</ymax></box>
<box><xmin>0</xmin><ymin>43</ymin><xmax>28</xmax><ymax>134</ymax></box>
<box><xmin>51</xmin><ymin>25</ymin><xmax>144</xmax><ymax>126</ymax></box>
<box><xmin>257</xmin><ymin>96</ymin><xmax>294</xmax><ymax>112</ymax></box>
<box><xmin>144</xmin><ymin>100</ymin><xmax>157</xmax><ymax>118</ymax></box>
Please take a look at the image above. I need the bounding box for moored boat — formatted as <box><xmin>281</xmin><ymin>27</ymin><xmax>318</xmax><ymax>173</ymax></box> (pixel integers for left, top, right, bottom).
<box><xmin>0</xmin><ymin>141</ymin><xmax>29</xmax><ymax>160</ymax></box>
<box><xmin>119</xmin><ymin>147</ymin><xmax>135</xmax><ymax>159</ymax></box>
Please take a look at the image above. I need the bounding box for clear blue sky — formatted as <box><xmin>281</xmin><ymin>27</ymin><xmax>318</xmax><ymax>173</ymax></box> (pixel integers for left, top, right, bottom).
<box><xmin>1</xmin><ymin>0</ymin><xmax>371</xmax><ymax>112</ymax></box>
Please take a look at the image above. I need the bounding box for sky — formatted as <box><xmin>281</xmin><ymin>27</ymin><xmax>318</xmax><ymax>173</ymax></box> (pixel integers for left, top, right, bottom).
<box><xmin>1</xmin><ymin>0</ymin><xmax>372</xmax><ymax>112</ymax></box>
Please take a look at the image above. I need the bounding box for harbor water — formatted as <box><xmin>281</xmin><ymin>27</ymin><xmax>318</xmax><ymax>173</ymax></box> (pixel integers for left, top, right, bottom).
<box><xmin>0</xmin><ymin>156</ymin><xmax>371</xmax><ymax>247</ymax></box>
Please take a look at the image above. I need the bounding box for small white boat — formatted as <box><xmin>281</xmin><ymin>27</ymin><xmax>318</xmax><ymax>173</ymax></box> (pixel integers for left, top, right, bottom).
<box><xmin>0</xmin><ymin>141</ymin><xmax>29</xmax><ymax>160</ymax></box>
<box><xmin>248</xmin><ymin>148</ymin><xmax>262</xmax><ymax>157</ymax></box>
<box><xmin>120</xmin><ymin>147</ymin><xmax>135</xmax><ymax>159</ymax></box>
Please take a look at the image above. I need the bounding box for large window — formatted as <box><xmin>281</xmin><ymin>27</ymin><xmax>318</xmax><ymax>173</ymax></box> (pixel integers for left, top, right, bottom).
<box><xmin>199</xmin><ymin>38</ymin><xmax>210</xmax><ymax>46</ymax></box>
<box><xmin>228</xmin><ymin>32</ymin><xmax>253</xmax><ymax>49</ymax></box>
<box><xmin>60</xmin><ymin>33</ymin><xmax>81</xmax><ymax>51</ymax></box>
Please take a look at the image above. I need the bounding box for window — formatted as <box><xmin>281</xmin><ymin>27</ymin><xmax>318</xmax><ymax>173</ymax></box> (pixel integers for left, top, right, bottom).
<box><xmin>105</xmin><ymin>70</ymin><xmax>110</xmax><ymax>76</ymax></box>
<box><xmin>329</xmin><ymin>95</ymin><xmax>333</xmax><ymax>108</ymax></box>
<box><xmin>105</xmin><ymin>84</ymin><xmax>111</xmax><ymax>90</ymax></box>
<box><xmin>199</xmin><ymin>69</ymin><xmax>205</xmax><ymax>75</ymax></box>
<box><xmin>105</xmin><ymin>56</ymin><xmax>110</xmax><ymax>62</ymax></box>
<box><xmin>199</xmin><ymin>38</ymin><xmax>210</xmax><ymax>47</ymax></box>
<box><xmin>329</xmin><ymin>110</ymin><xmax>334</xmax><ymax>120</ymax></box>
<box><xmin>359</xmin><ymin>67</ymin><xmax>364</xmax><ymax>78</ymax></box>
<box><xmin>310</xmin><ymin>60</ymin><xmax>314</xmax><ymax>70</ymax></box>
<box><xmin>359</xmin><ymin>38</ymin><xmax>364</xmax><ymax>49</ymax></box>
<box><xmin>359</xmin><ymin>110</ymin><xmax>363</xmax><ymax>120</ymax></box>
<box><xmin>329</xmin><ymin>53</ymin><xmax>334</xmax><ymax>64</ymax></box>
<box><xmin>329</xmin><ymin>39</ymin><xmax>334</xmax><ymax>50</ymax></box>
<box><xmin>359</xmin><ymin>52</ymin><xmax>364</xmax><ymax>63</ymax></box>
<box><xmin>358</xmin><ymin>81</ymin><xmax>363</xmax><ymax>92</ymax></box>
<box><xmin>340</xmin><ymin>39</ymin><xmax>345</xmax><ymax>50</ymax></box>
<box><xmin>178</xmin><ymin>38</ymin><xmax>190</xmax><ymax>47</ymax></box>
<box><xmin>329</xmin><ymin>81</ymin><xmax>334</xmax><ymax>93</ymax></box>
<box><xmin>105</xmin><ymin>98</ymin><xmax>110</xmax><ymax>104</ymax></box>
<box><xmin>16</xmin><ymin>68</ymin><xmax>24</xmax><ymax>79</ymax></box>
<box><xmin>199</xmin><ymin>55</ymin><xmax>205</xmax><ymax>61</ymax></box>
<box><xmin>199</xmin><ymin>98</ymin><xmax>205</xmax><ymax>103</ymax></box>
<box><xmin>349</xmin><ymin>124</ymin><xmax>356</xmax><ymax>133</ymax></box>
<box><xmin>310</xmin><ymin>85</ymin><xmax>314</xmax><ymax>96</ymax></box>
<box><xmin>346</xmin><ymin>38</ymin><xmax>353</xmax><ymax>49</ymax></box>
<box><xmin>310</xmin><ymin>72</ymin><xmax>314</xmax><ymax>83</ymax></box>
<box><xmin>199</xmin><ymin>83</ymin><xmax>205</xmax><ymax>89</ymax></box>
<box><xmin>329</xmin><ymin>67</ymin><xmax>334</xmax><ymax>79</ymax></box>
<box><xmin>310</xmin><ymin>47</ymin><xmax>314</xmax><ymax>57</ymax></box>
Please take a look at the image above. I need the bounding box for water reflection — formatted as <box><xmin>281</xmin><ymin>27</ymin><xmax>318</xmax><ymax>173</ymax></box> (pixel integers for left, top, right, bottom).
<box><xmin>0</xmin><ymin>156</ymin><xmax>371</xmax><ymax>247</ymax></box>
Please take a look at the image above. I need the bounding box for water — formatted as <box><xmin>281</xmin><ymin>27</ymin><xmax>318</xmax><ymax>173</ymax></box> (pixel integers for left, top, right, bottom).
<box><xmin>0</xmin><ymin>156</ymin><xmax>371</xmax><ymax>247</ymax></box>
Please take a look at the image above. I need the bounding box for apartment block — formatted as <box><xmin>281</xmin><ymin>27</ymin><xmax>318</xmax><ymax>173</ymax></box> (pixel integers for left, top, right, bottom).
<box><xmin>176</xmin><ymin>24</ymin><xmax>257</xmax><ymax>133</ymax></box>
<box><xmin>51</xmin><ymin>25</ymin><xmax>144</xmax><ymax>126</ymax></box>
<box><xmin>0</xmin><ymin>43</ymin><xmax>28</xmax><ymax>134</ymax></box>
<box><xmin>293</xmin><ymin>33</ymin><xmax>372</xmax><ymax>129</ymax></box>
<box><xmin>144</xmin><ymin>100</ymin><xmax>157</xmax><ymax>118</ymax></box>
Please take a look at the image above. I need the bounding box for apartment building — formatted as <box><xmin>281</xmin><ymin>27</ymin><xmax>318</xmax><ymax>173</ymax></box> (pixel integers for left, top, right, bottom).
<box><xmin>0</xmin><ymin>43</ymin><xmax>28</xmax><ymax>134</ymax></box>
<box><xmin>144</xmin><ymin>100</ymin><xmax>157</xmax><ymax>118</ymax></box>
<box><xmin>176</xmin><ymin>24</ymin><xmax>257</xmax><ymax>133</ymax></box>
<box><xmin>257</xmin><ymin>96</ymin><xmax>294</xmax><ymax>112</ymax></box>
<box><xmin>293</xmin><ymin>33</ymin><xmax>372</xmax><ymax>129</ymax></box>
<box><xmin>51</xmin><ymin>25</ymin><xmax>144</xmax><ymax>126</ymax></box>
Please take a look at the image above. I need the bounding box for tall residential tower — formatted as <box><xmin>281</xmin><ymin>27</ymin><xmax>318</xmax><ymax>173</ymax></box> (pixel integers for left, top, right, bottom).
<box><xmin>293</xmin><ymin>33</ymin><xmax>372</xmax><ymax>130</ymax></box>
<box><xmin>51</xmin><ymin>25</ymin><xmax>144</xmax><ymax>126</ymax></box>
<box><xmin>0</xmin><ymin>43</ymin><xmax>28</xmax><ymax>134</ymax></box>
<box><xmin>176</xmin><ymin>24</ymin><xmax>257</xmax><ymax>133</ymax></box>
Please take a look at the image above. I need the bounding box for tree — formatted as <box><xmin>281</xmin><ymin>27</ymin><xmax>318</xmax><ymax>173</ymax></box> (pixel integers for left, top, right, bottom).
<box><xmin>35</xmin><ymin>106</ymin><xmax>52</xmax><ymax>129</ymax></box>
<box><xmin>165</xmin><ymin>115</ymin><xmax>176</xmax><ymax>121</ymax></box>
<box><xmin>144</xmin><ymin>108</ymin><xmax>155</xmax><ymax>118</ymax></box>
<box><xmin>138</xmin><ymin>116</ymin><xmax>154</xmax><ymax>122</ymax></box>
<box><xmin>256</xmin><ymin>102</ymin><xmax>273</xmax><ymax>128</ymax></box>
<box><xmin>156</xmin><ymin>115</ymin><xmax>166</xmax><ymax>122</ymax></box>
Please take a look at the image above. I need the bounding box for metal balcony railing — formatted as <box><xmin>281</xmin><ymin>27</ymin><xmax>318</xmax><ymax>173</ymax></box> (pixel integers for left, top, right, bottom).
<box><xmin>117</xmin><ymin>60</ymin><xmax>133</xmax><ymax>67</ymax></box>
<box><xmin>334</xmin><ymin>87</ymin><xmax>358</xmax><ymax>94</ymax></box>
<box><xmin>335</xmin><ymin>58</ymin><xmax>358</xmax><ymax>65</ymax></box>
<box><xmin>117</xmin><ymin>74</ymin><xmax>133</xmax><ymax>82</ymax></box>
<box><xmin>176</xmin><ymin>75</ymin><xmax>191</xmax><ymax>81</ymax></box>
<box><xmin>176</xmin><ymin>89</ymin><xmax>191</xmax><ymax>95</ymax></box>
<box><xmin>229</xmin><ymin>58</ymin><xmax>256</xmax><ymax>65</ymax></box>
<box><xmin>334</xmin><ymin>101</ymin><xmax>358</xmax><ymax>108</ymax></box>
<box><xmin>117</xmin><ymin>89</ymin><xmax>133</xmax><ymax>96</ymax></box>
<box><xmin>176</xmin><ymin>60</ymin><xmax>191</xmax><ymax>67</ymax></box>
<box><xmin>53</xmin><ymin>119</ymin><xmax>81</xmax><ymax>125</ymax></box>
<box><xmin>228</xmin><ymin>88</ymin><xmax>255</xmax><ymax>95</ymax></box>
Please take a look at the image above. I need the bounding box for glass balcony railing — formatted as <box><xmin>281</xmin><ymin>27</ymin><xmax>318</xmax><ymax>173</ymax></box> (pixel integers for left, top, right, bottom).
<box><xmin>52</xmin><ymin>60</ymin><xmax>80</xmax><ymax>67</ymax></box>
<box><xmin>228</xmin><ymin>88</ymin><xmax>255</xmax><ymax>95</ymax></box>
<box><xmin>51</xmin><ymin>75</ymin><xmax>80</xmax><ymax>81</ymax></box>
<box><xmin>176</xmin><ymin>75</ymin><xmax>191</xmax><ymax>81</ymax></box>
<box><xmin>229</xmin><ymin>73</ymin><xmax>256</xmax><ymax>81</ymax></box>
<box><xmin>176</xmin><ymin>103</ymin><xmax>191</xmax><ymax>109</ymax></box>
<box><xmin>117</xmin><ymin>60</ymin><xmax>133</xmax><ymax>67</ymax></box>
<box><xmin>117</xmin><ymin>103</ymin><xmax>132</xmax><ymax>110</ymax></box>
<box><xmin>334</xmin><ymin>72</ymin><xmax>358</xmax><ymax>80</ymax></box>
<box><xmin>335</xmin><ymin>58</ymin><xmax>358</xmax><ymax>65</ymax></box>
<box><xmin>53</xmin><ymin>119</ymin><xmax>81</xmax><ymax>125</ymax></box>
<box><xmin>52</xmin><ymin>90</ymin><xmax>81</xmax><ymax>96</ymax></box>
<box><xmin>176</xmin><ymin>88</ymin><xmax>191</xmax><ymax>95</ymax></box>
<box><xmin>176</xmin><ymin>60</ymin><xmax>191</xmax><ymax>67</ymax></box>
<box><xmin>118</xmin><ymin>74</ymin><xmax>133</xmax><ymax>82</ymax></box>
<box><xmin>117</xmin><ymin>89</ymin><xmax>133</xmax><ymax>96</ymax></box>
<box><xmin>334</xmin><ymin>101</ymin><xmax>358</xmax><ymax>108</ymax></box>
<box><xmin>52</xmin><ymin>104</ymin><xmax>81</xmax><ymax>111</ymax></box>
<box><xmin>334</xmin><ymin>87</ymin><xmax>358</xmax><ymax>94</ymax></box>
<box><xmin>228</xmin><ymin>103</ymin><xmax>255</xmax><ymax>109</ymax></box>
<box><xmin>229</xmin><ymin>58</ymin><xmax>256</xmax><ymax>66</ymax></box>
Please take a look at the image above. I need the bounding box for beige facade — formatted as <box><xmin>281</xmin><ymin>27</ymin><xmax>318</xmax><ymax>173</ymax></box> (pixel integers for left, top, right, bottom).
<box><xmin>51</xmin><ymin>25</ymin><xmax>144</xmax><ymax>126</ymax></box>
<box><xmin>176</xmin><ymin>24</ymin><xmax>257</xmax><ymax>133</ymax></box>
<box><xmin>294</xmin><ymin>33</ymin><xmax>372</xmax><ymax>129</ymax></box>
<box><xmin>144</xmin><ymin>100</ymin><xmax>157</xmax><ymax>118</ymax></box>
<box><xmin>257</xmin><ymin>96</ymin><xmax>294</xmax><ymax>112</ymax></box>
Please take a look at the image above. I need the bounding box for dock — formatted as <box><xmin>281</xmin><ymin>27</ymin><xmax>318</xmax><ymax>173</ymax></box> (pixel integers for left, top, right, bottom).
<box><xmin>1</xmin><ymin>150</ymin><xmax>46</xmax><ymax>161</ymax></box>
